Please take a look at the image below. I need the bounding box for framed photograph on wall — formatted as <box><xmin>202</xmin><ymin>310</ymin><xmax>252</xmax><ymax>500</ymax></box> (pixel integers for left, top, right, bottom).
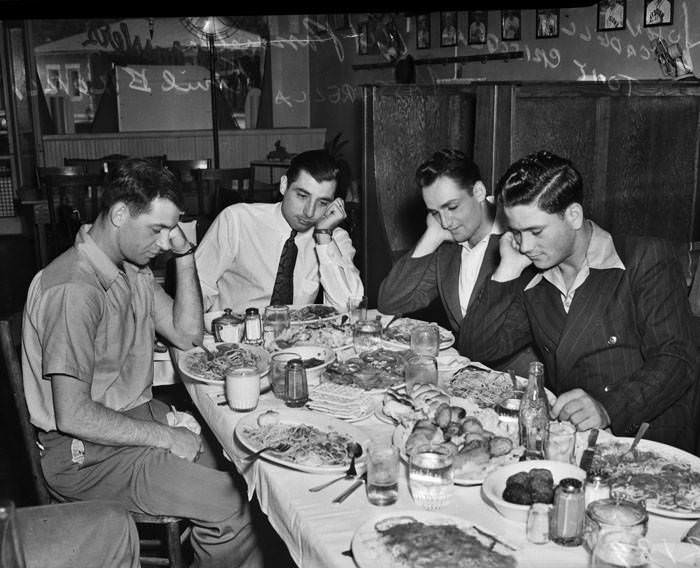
<box><xmin>536</xmin><ymin>9</ymin><xmax>559</xmax><ymax>38</ymax></box>
<box><xmin>644</xmin><ymin>0</ymin><xmax>673</xmax><ymax>27</ymax></box>
<box><xmin>416</xmin><ymin>13</ymin><xmax>431</xmax><ymax>49</ymax></box>
<box><xmin>597</xmin><ymin>0</ymin><xmax>626</xmax><ymax>31</ymax></box>
<box><xmin>440</xmin><ymin>11</ymin><xmax>458</xmax><ymax>47</ymax></box>
<box><xmin>501</xmin><ymin>10</ymin><xmax>521</xmax><ymax>41</ymax></box>
<box><xmin>467</xmin><ymin>11</ymin><xmax>487</xmax><ymax>45</ymax></box>
<box><xmin>358</xmin><ymin>21</ymin><xmax>369</xmax><ymax>55</ymax></box>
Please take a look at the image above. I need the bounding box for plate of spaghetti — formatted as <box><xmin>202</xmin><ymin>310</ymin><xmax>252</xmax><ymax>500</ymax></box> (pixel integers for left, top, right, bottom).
<box><xmin>235</xmin><ymin>409</ymin><xmax>369</xmax><ymax>473</ymax></box>
<box><xmin>179</xmin><ymin>342</ymin><xmax>271</xmax><ymax>384</ymax></box>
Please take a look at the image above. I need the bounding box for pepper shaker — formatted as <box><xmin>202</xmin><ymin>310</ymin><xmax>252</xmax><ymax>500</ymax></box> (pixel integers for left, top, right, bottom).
<box><xmin>550</xmin><ymin>478</ymin><xmax>585</xmax><ymax>546</ymax></box>
<box><xmin>284</xmin><ymin>359</ymin><xmax>308</xmax><ymax>407</ymax></box>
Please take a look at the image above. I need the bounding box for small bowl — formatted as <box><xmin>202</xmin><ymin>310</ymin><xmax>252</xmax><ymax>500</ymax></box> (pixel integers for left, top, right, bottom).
<box><xmin>482</xmin><ymin>459</ymin><xmax>585</xmax><ymax>524</ymax></box>
<box><xmin>273</xmin><ymin>344</ymin><xmax>336</xmax><ymax>387</ymax></box>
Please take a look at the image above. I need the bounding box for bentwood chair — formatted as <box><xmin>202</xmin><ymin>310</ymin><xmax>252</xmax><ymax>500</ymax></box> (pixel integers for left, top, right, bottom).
<box><xmin>0</xmin><ymin>319</ymin><xmax>192</xmax><ymax>568</ymax></box>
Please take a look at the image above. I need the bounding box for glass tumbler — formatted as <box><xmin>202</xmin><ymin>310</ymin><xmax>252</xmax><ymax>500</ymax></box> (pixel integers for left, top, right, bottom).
<box><xmin>225</xmin><ymin>367</ymin><xmax>260</xmax><ymax>412</ymax></box>
<box><xmin>404</xmin><ymin>354</ymin><xmax>438</xmax><ymax>391</ymax></box>
<box><xmin>346</xmin><ymin>295</ymin><xmax>368</xmax><ymax>324</ymax></box>
<box><xmin>408</xmin><ymin>444</ymin><xmax>454</xmax><ymax>510</ymax></box>
<box><xmin>366</xmin><ymin>444</ymin><xmax>399</xmax><ymax>506</ymax></box>
<box><xmin>545</xmin><ymin>420</ymin><xmax>577</xmax><ymax>464</ymax></box>
<box><xmin>410</xmin><ymin>324</ymin><xmax>440</xmax><ymax>357</ymax></box>
<box><xmin>352</xmin><ymin>318</ymin><xmax>382</xmax><ymax>354</ymax></box>
<box><xmin>264</xmin><ymin>304</ymin><xmax>291</xmax><ymax>338</ymax></box>
<box><xmin>590</xmin><ymin>530</ymin><xmax>652</xmax><ymax>568</ymax></box>
<box><xmin>270</xmin><ymin>353</ymin><xmax>300</xmax><ymax>399</ymax></box>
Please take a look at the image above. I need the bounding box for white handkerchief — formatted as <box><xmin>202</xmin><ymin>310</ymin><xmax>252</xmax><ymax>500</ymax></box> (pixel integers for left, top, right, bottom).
<box><xmin>166</xmin><ymin>407</ymin><xmax>202</xmax><ymax>435</ymax></box>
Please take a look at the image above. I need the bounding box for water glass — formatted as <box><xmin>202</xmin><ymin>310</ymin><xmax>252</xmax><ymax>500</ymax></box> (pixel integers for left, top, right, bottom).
<box><xmin>353</xmin><ymin>318</ymin><xmax>382</xmax><ymax>354</ymax></box>
<box><xmin>590</xmin><ymin>530</ymin><xmax>651</xmax><ymax>568</ymax></box>
<box><xmin>225</xmin><ymin>367</ymin><xmax>260</xmax><ymax>412</ymax></box>
<box><xmin>366</xmin><ymin>444</ymin><xmax>399</xmax><ymax>506</ymax></box>
<box><xmin>410</xmin><ymin>324</ymin><xmax>440</xmax><ymax>357</ymax></box>
<box><xmin>269</xmin><ymin>353</ymin><xmax>300</xmax><ymax>399</ymax></box>
<box><xmin>409</xmin><ymin>444</ymin><xmax>454</xmax><ymax>510</ymax></box>
<box><xmin>346</xmin><ymin>295</ymin><xmax>368</xmax><ymax>324</ymax></box>
<box><xmin>546</xmin><ymin>421</ymin><xmax>577</xmax><ymax>463</ymax></box>
<box><xmin>404</xmin><ymin>354</ymin><xmax>438</xmax><ymax>390</ymax></box>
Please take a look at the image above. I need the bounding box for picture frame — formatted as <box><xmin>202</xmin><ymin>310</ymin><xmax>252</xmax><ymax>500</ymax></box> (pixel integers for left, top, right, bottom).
<box><xmin>467</xmin><ymin>11</ymin><xmax>487</xmax><ymax>45</ymax></box>
<box><xmin>440</xmin><ymin>11</ymin><xmax>458</xmax><ymax>47</ymax></box>
<box><xmin>644</xmin><ymin>0</ymin><xmax>673</xmax><ymax>27</ymax></box>
<box><xmin>536</xmin><ymin>9</ymin><xmax>559</xmax><ymax>39</ymax></box>
<box><xmin>501</xmin><ymin>10</ymin><xmax>521</xmax><ymax>41</ymax></box>
<box><xmin>597</xmin><ymin>0</ymin><xmax>626</xmax><ymax>31</ymax></box>
<box><xmin>416</xmin><ymin>13</ymin><xmax>431</xmax><ymax>50</ymax></box>
<box><xmin>358</xmin><ymin>21</ymin><xmax>368</xmax><ymax>55</ymax></box>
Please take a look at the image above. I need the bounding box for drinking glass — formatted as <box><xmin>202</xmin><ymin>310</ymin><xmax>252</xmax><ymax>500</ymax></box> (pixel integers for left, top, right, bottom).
<box><xmin>404</xmin><ymin>354</ymin><xmax>438</xmax><ymax>390</ymax></box>
<box><xmin>346</xmin><ymin>295</ymin><xmax>368</xmax><ymax>324</ymax></box>
<box><xmin>546</xmin><ymin>420</ymin><xmax>577</xmax><ymax>463</ymax></box>
<box><xmin>408</xmin><ymin>444</ymin><xmax>454</xmax><ymax>510</ymax></box>
<box><xmin>410</xmin><ymin>324</ymin><xmax>440</xmax><ymax>357</ymax></box>
<box><xmin>366</xmin><ymin>444</ymin><xmax>399</xmax><ymax>506</ymax></box>
<box><xmin>590</xmin><ymin>530</ymin><xmax>651</xmax><ymax>568</ymax></box>
<box><xmin>269</xmin><ymin>353</ymin><xmax>300</xmax><ymax>399</ymax></box>
<box><xmin>225</xmin><ymin>367</ymin><xmax>260</xmax><ymax>412</ymax></box>
<box><xmin>263</xmin><ymin>304</ymin><xmax>290</xmax><ymax>338</ymax></box>
<box><xmin>352</xmin><ymin>318</ymin><xmax>382</xmax><ymax>354</ymax></box>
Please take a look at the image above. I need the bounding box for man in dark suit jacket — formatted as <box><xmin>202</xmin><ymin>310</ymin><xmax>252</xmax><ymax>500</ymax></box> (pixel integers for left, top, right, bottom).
<box><xmin>460</xmin><ymin>150</ymin><xmax>699</xmax><ymax>451</ymax></box>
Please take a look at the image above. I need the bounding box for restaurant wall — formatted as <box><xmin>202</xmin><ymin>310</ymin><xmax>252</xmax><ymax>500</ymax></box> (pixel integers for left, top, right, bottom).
<box><xmin>303</xmin><ymin>2</ymin><xmax>700</xmax><ymax>189</ymax></box>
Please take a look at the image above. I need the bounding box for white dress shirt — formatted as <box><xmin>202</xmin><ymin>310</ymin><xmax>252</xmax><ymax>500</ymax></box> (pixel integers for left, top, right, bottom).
<box><xmin>195</xmin><ymin>202</ymin><xmax>364</xmax><ymax>313</ymax></box>
<box><xmin>458</xmin><ymin>226</ymin><xmax>496</xmax><ymax>317</ymax></box>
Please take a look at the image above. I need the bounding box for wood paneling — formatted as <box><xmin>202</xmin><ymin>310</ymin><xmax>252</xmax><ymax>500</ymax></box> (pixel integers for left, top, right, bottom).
<box><xmin>40</xmin><ymin>129</ymin><xmax>326</xmax><ymax>169</ymax></box>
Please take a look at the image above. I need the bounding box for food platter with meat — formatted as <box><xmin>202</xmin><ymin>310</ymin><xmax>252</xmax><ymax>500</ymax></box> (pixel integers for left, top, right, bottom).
<box><xmin>322</xmin><ymin>348</ymin><xmax>410</xmax><ymax>392</ymax></box>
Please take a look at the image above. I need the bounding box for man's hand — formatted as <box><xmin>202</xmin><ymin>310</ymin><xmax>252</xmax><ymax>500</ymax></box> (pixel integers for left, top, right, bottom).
<box><xmin>169</xmin><ymin>224</ymin><xmax>192</xmax><ymax>255</ymax></box>
<box><xmin>314</xmin><ymin>198</ymin><xmax>347</xmax><ymax>232</ymax></box>
<box><xmin>492</xmin><ymin>231</ymin><xmax>533</xmax><ymax>282</ymax></box>
<box><xmin>167</xmin><ymin>426</ymin><xmax>203</xmax><ymax>461</ymax></box>
<box><xmin>551</xmin><ymin>388</ymin><xmax>611</xmax><ymax>431</ymax></box>
<box><xmin>412</xmin><ymin>213</ymin><xmax>454</xmax><ymax>257</ymax></box>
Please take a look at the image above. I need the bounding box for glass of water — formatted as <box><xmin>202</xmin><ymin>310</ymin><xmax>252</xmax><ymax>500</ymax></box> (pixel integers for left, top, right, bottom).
<box><xmin>410</xmin><ymin>324</ymin><xmax>440</xmax><ymax>357</ymax></box>
<box><xmin>404</xmin><ymin>354</ymin><xmax>438</xmax><ymax>390</ymax></box>
<box><xmin>409</xmin><ymin>444</ymin><xmax>454</xmax><ymax>510</ymax></box>
<box><xmin>346</xmin><ymin>295</ymin><xmax>368</xmax><ymax>324</ymax></box>
<box><xmin>366</xmin><ymin>443</ymin><xmax>399</xmax><ymax>506</ymax></box>
<box><xmin>353</xmin><ymin>318</ymin><xmax>382</xmax><ymax>354</ymax></box>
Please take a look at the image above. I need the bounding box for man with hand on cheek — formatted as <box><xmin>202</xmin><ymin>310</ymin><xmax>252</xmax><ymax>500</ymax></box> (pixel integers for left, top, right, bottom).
<box><xmin>460</xmin><ymin>151</ymin><xmax>698</xmax><ymax>452</ymax></box>
<box><xmin>196</xmin><ymin>149</ymin><xmax>363</xmax><ymax>313</ymax></box>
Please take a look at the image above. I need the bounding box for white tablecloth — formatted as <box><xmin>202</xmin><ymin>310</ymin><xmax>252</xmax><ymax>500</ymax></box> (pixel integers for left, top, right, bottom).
<box><xmin>175</xmin><ymin>317</ymin><xmax>698</xmax><ymax>568</ymax></box>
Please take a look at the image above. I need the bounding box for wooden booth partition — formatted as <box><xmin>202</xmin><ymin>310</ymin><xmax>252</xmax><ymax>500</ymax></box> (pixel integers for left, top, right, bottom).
<box><xmin>361</xmin><ymin>84</ymin><xmax>476</xmax><ymax>313</ymax></box>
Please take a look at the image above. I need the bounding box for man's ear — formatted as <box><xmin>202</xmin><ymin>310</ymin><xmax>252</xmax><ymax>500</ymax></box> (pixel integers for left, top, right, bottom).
<box><xmin>472</xmin><ymin>181</ymin><xmax>487</xmax><ymax>202</ymax></box>
<box><xmin>279</xmin><ymin>175</ymin><xmax>288</xmax><ymax>196</ymax></box>
<box><xmin>564</xmin><ymin>202</ymin><xmax>584</xmax><ymax>230</ymax></box>
<box><xmin>110</xmin><ymin>202</ymin><xmax>129</xmax><ymax>228</ymax></box>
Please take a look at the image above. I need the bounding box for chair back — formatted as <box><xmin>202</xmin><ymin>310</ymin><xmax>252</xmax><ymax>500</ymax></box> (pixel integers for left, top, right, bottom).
<box><xmin>0</xmin><ymin>319</ymin><xmax>52</xmax><ymax>506</ymax></box>
<box><xmin>194</xmin><ymin>167</ymin><xmax>252</xmax><ymax>214</ymax></box>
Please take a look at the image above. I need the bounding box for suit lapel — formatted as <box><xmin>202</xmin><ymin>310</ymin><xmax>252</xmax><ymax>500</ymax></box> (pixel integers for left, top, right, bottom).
<box><xmin>441</xmin><ymin>244</ymin><xmax>463</xmax><ymax>326</ymax></box>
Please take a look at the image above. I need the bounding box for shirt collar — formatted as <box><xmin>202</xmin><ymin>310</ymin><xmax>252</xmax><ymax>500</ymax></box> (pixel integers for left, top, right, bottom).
<box><xmin>524</xmin><ymin>220</ymin><xmax>625</xmax><ymax>291</ymax></box>
<box><xmin>460</xmin><ymin>222</ymin><xmax>497</xmax><ymax>252</ymax></box>
<box><xmin>273</xmin><ymin>201</ymin><xmax>314</xmax><ymax>241</ymax></box>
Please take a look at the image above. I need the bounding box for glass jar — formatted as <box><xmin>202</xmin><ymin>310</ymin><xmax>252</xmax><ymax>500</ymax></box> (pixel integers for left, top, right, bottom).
<box><xmin>244</xmin><ymin>307</ymin><xmax>263</xmax><ymax>345</ymax></box>
<box><xmin>550</xmin><ymin>478</ymin><xmax>585</xmax><ymax>546</ymax></box>
<box><xmin>583</xmin><ymin>497</ymin><xmax>648</xmax><ymax>552</ymax></box>
<box><xmin>211</xmin><ymin>308</ymin><xmax>245</xmax><ymax>343</ymax></box>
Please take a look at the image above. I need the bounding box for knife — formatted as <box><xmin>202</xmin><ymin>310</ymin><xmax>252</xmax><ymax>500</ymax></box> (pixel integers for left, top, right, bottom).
<box><xmin>579</xmin><ymin>428</ymin><xmax>599</xmax><ymax>472</ymax></box>
<box><xmin>332</xmin><ymin>472</ymin><xmax>366</xmax><ymax>504</ymax></box>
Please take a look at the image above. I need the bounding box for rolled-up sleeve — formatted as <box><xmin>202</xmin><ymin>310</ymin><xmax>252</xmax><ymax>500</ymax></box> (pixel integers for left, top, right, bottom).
<box><xmin>316</xmin><ymin>227</ymin><xmax>364</xmax><ymax>309</ymax></box>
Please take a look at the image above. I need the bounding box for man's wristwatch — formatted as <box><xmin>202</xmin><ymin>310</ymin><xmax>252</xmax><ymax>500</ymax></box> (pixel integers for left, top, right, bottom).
<box><xmin>313</xmin><ymin>229</ymin><xmax>332</xmax><ymax>244</ymax></box>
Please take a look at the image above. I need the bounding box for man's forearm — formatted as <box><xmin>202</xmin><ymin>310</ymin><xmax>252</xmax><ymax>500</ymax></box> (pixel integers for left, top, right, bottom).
<box><xmin>172</xmin><ymin>253</ymin><xmax>204</xmax><ymax>344</ymax></box>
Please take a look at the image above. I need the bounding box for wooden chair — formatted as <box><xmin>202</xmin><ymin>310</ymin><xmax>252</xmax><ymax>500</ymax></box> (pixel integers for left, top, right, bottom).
<box><xmin>0</xmin><ymin>319</ymin><xmax>192</xmax><ymax>568</ymax></box>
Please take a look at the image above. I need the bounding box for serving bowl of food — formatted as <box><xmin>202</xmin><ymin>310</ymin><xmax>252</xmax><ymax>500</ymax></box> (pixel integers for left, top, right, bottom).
<box><xmin>482</xmin><ymin>459</ymin><xmax>585</xmax><ymax>523</ymax></box>
<box><xmin>272</xmin><ymin>344</ymin><xmax>335</xmax><ymax>386</ymax></box>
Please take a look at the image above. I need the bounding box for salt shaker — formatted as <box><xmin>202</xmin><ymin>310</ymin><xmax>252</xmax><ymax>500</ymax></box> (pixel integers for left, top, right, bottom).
<box><xmin>284</xmin><ymin>359</ymin><xmax>308</xmax><ymax>407</ymax></box>
<box><xmin>584</xmin><ymin>470</ymin><xmax>611</xmax><ymax>508</ymax></box>
<box><xmin>243</xmin><ymin>307</ymin><xmax>263</xmax><ymax>345</ymax></box>
<box><xmin>550</xmin><ymin>478</ymin><xmax>585</xmax><ymax>546</ymax></box>
<box><xmin>527</xmin><ymin>503</ymin><xmax>551</xmax><ymax>544</ymax></box>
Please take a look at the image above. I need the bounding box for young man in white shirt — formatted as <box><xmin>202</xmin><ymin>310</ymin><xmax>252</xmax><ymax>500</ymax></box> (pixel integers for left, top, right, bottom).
<box><xmin>195</xmin><ymin>149</ymin><xmax>364</xmax><ymax>313</ymax></box>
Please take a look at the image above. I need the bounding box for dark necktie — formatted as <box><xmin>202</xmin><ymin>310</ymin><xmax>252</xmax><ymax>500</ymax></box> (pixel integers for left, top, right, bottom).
<box><xmin>270</xmin><ymin>229</ymin><xmax>298</xmax><ymax>305</ymax></box>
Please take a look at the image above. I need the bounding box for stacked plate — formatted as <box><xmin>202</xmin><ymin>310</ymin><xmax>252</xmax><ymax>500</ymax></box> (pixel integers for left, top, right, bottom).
<box><xmin>306</xmin><ymin>383</ymin><xmax>375</xmax><ymax>422</ymax></box>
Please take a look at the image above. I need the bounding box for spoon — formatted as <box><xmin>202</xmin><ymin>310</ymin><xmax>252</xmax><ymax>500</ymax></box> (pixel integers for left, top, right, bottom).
<box><xmin>308</xmin><ymin>442</ymin><xmax>363</xmax><ymax>492</ymax></box>
<box><xmin>621</xmin><ymin>422</ymin><xmax>649</xmax><ymax>461</ymax></box>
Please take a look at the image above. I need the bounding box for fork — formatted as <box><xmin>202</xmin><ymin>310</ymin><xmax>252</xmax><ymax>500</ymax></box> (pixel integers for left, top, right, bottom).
<box><xmin>620</xmin><ymin>422</ymin><xmax>649</xmax><ymax>460</ymax></box>
<box><xmin>308</xmin><ymin>442</ymin><xmax>362</xmax><ymax>492</ymax></box>
<box><xmin>244</xmin><ymin>442</ymin><xmax>291</xmax><ymax>461</ymax></box>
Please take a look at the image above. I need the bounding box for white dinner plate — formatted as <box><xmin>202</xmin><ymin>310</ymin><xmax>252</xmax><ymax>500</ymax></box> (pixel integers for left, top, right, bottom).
<box><xmin>381</xmin><ymin>317</ymin><xmax>455</xmax><ymax>351</ymax></box>
<box><xmin>234</xmin><ymin>408</ymin><xmax>369</xmax><ymax>474</ymax></box>
<box><xmin>594</xmin><ymin>432</ymin><xmax>700</xmax><ymax>519</ymax></box>
<box><xmin>351</xmin><ymin>510</ymin><xmax>518</xmax><ymax>568</ymax></box>
<box><xmin>178</xmin><ymin>342</ymin><xmax>271</xmax><ymax>385</ymax></box>
<box><xmin>288</xmin><ymin>304</ymin><xmax>345</xmax><ymax>325</ymax></box>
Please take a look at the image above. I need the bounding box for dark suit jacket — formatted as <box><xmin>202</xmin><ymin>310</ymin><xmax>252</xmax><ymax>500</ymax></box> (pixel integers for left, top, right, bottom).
<box><xmin>459</xmin><ymin>234</ymin><xmax>699</xmax><ymax>452</ymax></box>
<box><xmin>378</xmin><ymin>235</ymin><xmax>501</xmax><ymax>333</ymax></box>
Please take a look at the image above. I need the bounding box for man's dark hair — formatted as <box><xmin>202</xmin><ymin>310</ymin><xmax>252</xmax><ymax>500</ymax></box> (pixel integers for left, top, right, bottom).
<box><xmin>286</xmin><ymin>149</ymin><xmax>339</xmax><ymax>187</ymax></box>
<box><xmin>495</xmin><ymin>150</ymin><xmax>583</xmax><ymax>214</ymax></box>
<box><xmin>415</xmin><ymin>149</ymin><xmax>482</xmax><ymax>195</ymax></box>
<box><xmin>100</xmin><ymin>158</ymin><xmax>183</xmax><ymax>215</ymax></box>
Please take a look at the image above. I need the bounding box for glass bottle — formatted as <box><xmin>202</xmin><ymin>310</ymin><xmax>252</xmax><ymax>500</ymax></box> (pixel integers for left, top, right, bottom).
<box><xmin>550</xmin><ymin>478</ymin><xmax>585</xmax><ymax>546</ymax></box>
<box><xmin>519</xmin><ymin>361</ymin><xmax>550</xmax><ymax>460</ymax></box>
<box><xmin>243</xmin><ymin>307</ymin><xmax>263</xmax><ymax>345</ymax></box>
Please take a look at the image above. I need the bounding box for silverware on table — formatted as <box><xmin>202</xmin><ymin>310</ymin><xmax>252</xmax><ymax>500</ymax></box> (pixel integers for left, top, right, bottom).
<box><xmin>198</xmin><ymin>342</ymin><xmax>217</xmax><ymax>360</ymax></box>
<box><xmin>308</xmin><ymin>442</ymin><xmax>362</xmax><ymax>492</ymax></box>
<box><xmin>620</xmin><ymin>422</ymin><xmax>649</xmax><ymax>460</ymax></box>
<box><xmin>244</xmin><ymin>442</ymin><xmax>291</xmax><ymax>461</ymax></box>
<box><xmin>579</xmin><ymin>428</ymin><xmax>599</xmax><ymax>472</ymax></box>
<box><xmin>382</xmin><ymin>314</ymin><xmax>401</xmax><ymax>333</ymax></box>
<box><xmin>471</xmin><ymin>526</ymin><xmax>517</xmax><ymax>551</ymax></box>
<box><xmin>332</xmin><ymin>472</ymin><xmax>366</xmax><ymax>503</ymax></box>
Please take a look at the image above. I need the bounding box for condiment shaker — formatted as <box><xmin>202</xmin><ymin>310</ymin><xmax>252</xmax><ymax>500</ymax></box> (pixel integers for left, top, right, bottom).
<box><xmin>550</xmin><ymin>478</ymin><xmax>585</xmax><ymax>546</ymax></box>
<box><xmin>584</xmin><ymin>470</ymin><xmax>611</xmax><ymax>508</ymax></box>
<box><xmin>527</xmin><ymin>503</ymin><xmax>551</xmax><ymax>544</ymax></box>
<box><xmin>284</xmin><ymin>359</ymin><xmax>308</xmax><ymax>407</ymax></box>
<box><xmin>243</xmin><ymin>307</ymin><xmax>263</xmax><ymax>345</ymax></box>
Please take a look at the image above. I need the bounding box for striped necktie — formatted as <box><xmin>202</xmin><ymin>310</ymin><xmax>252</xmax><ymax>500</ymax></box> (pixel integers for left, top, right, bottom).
<box><xmin>270</xmin><ymin>229</ymin><xmax>298</xmax><ymax>305</ymax></box>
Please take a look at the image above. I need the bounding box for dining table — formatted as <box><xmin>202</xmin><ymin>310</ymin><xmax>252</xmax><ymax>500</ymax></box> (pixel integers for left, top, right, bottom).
<box><xmin>173</xmin><ymin>311</ymin><xmax>700</xmax><ymax>568</ymax></box>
